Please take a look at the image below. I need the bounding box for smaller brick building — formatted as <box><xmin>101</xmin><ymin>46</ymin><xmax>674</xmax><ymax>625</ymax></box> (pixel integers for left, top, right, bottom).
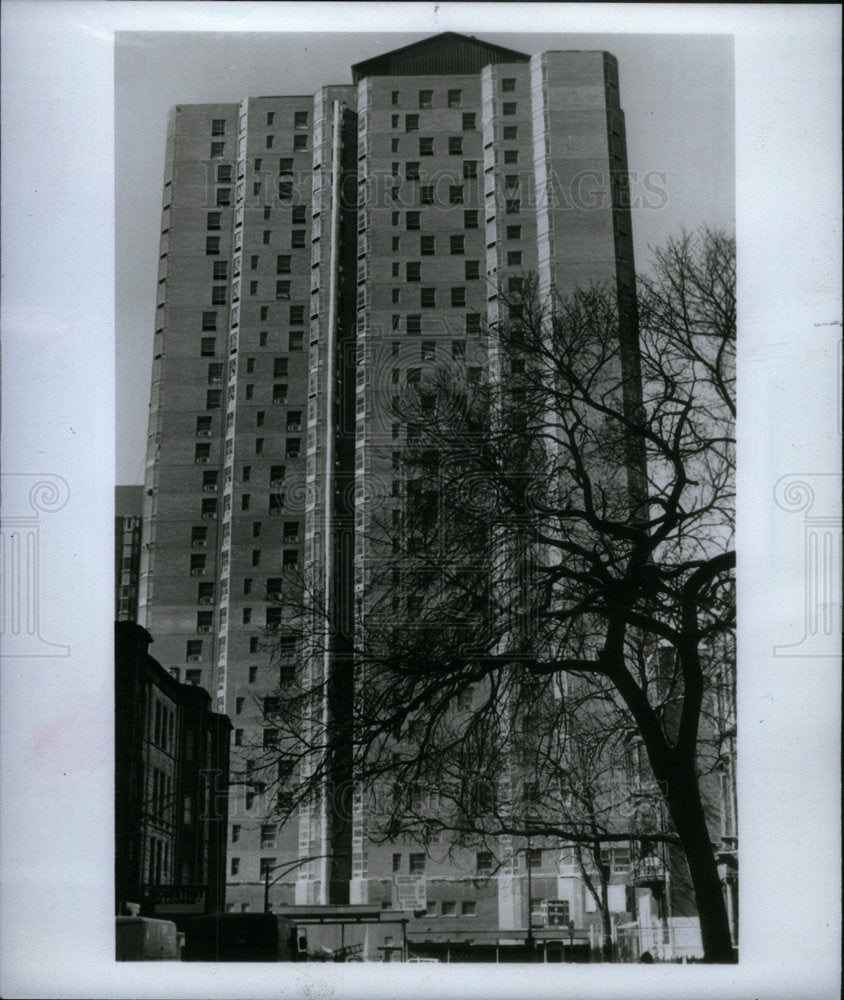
<box><xmin>115</xmin><ymin>621</ymin><xmax>232</xmax><ymax>924</ymax></box>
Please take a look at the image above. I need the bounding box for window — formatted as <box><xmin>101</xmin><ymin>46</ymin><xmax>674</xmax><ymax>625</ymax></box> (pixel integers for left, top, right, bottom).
<box><xmin>207</xmin><ymin>212</ymin><xmax>221</xmax><ymax>230</ymax></box>
<box><xmin>288</xmin><ymin>331</ymin><xmax>303</xmax><ymax>351</ymax></box>
<box><xmin>419</xmin><ymin>137</ymin><xmax>434</xmax><ymax>156</ymax></box>
<box><xmin>392</xmin><ymin>853</ymin><xmax>402</xmax><ymax>873</ymax></box>
<box><xmin>391</xmin><ymin>137</ymin><xmax>400</xmax><ymax>152</ymax></box>
<box><xmin>503</xmin><ymin>125</ymin><xmax>518</xmax><ymax>140</ymax></box>
<box><xmin>241</xmin><ymin>493</ymin><xmax>251</xmax><ymax>511</ymax></box>
<box><xmin>294</xmin><ymin>111</ymin><xmax>308</xmax><ymax>129</ymax></box>
<box><xmin>420</xmin><ymin>185</ymin><xmax>435</xmax><ymax>205</ymax></box>
<box><xmin>277</xmin><ymin>255</ymin><xmax>291</xmax><ymax>274</ymax></box>
<box><xmin>212</xmin><ymin>119</ymin><xmax>226</xmax><ymax>136</ymax></box>
<box><xmin>391</xmin><ymin>90</ymin><xmax>399</xmax><ymax>105</ymax></box>
<box><xmin>196</xmin><ymin>415</ymin><xmax>212</xmax><ymax>436</ymax></box>
<box><xmin>420</xmin><ymin>288</ymin><xmax>436</xmax><ymax>308</ymax></box>
<box><xmin>291</xmin><ymin>205</ymin><xmax>306</xmax><ymax>225</ymax></box>
<box><xmin>286</xmin><ymin>410</ymin><xmax>302</xmax><ymax>432</ymax></box>
<box><xmin>463</xmin><ymin>210</ymin><xmax>478</xmax><ymax>229</ymax></box>
<box><xmin>405</xmin><ymin>211</ymin><xmax>421</xmax><ymax>231</ymax></box>
<box><xmin>418</xmin><ymin>90</ymin><xmax>433</xmax><ymax>108</ymax></box>
<box><xmin>206</xmin><ymin>389</ymin><xmax>221</xmax><ymax>409</ymax></box>
<box><xmin>448</xmin><ymin>88</ymin><xmax>462</xmax><ymax>108</ymax></box>
<box><xmin>255</xmin><ymin>438</ymin><xmax>264</xmax><ymax>455</ymax></box>
<box><xmin>409</xmin><ymin>853</ymin><xmax>426</xmax><ymax>875</ymax></box>
<box><xmin>213</xmin><ymin>260</ymin><xmax>228</xmax><ymax>280</ymax></box>
<box><xmin>217</xmin><ymin>164</ymin><xmax>232</xmax><ymax>183</ymax></box>
<box><xmin>449</xmin><ymin>185</ymin><xmax>464</xmax><ymax>205</ymax></box>
<box><xmin>406</xmin><ymin>314</ymin><xmax>421</xmax><ymax>336</ymax></box>
<box><xmin>190</xmin><ymin>553</ymin><xmax>206</xmax><ymax>575</ymax></box>
<box><xmin>279</xmin><ymin>157</ymin><xmax>293</xmax><ymax>173</ymax></box>
<box><xmin>230</xmin><ymin>857</ymin><xmax>240</xmax><ymax>876</ymax></box>
<box><xmin>504</xmin><ymin>149</ymin><xmax>519</xmax><ymax>164</ymax></box>
<box><xmin>202</xmin><ymin>311</ymin><xmax>217</xmax><ymax>331</ymax></box>
<box><xmin>505</xmin><ymin>199</ymin><xmax>521</xmax><ymax>214</ymax></box>
<box><xmin>293</xmin><ymin>133</ymin><xmax>307</xmax><ymax>152</ymax></box>
<box><xmin>212</xmin><ymin>286</ymin><xmax>226</xmax><ymax>305</ymax></box>
<box><xmin>440</xmin><ymin>901</ymin><xmax>456</xmax><ymax>916</ymax></box>
<box><xmin>201</xmin><ymin>498</ymin><xmax>216</xmax><ymax>519</ymax></box>
<box><xmin>392</xmin><ymin>288</ymin><xmax>401</xmax><ymax>304</ymax></box>
<box><xmin>261</xmin><ymin>825</ymin><xmax>277</xmax><ymax>849</ymax></box>
<box><xmin>465</xmin><ymin>313</ymin><xmax>481</xmax><ymax>335</ymax></box>
<box><xmin>391</xmin><ymin>114</ymin><xmax>399</xmax><ymax>129</ymax></box>
<box><xmin>276</xmin><ymin>280</ymin><xmax>290</xmax><ymax>299</ymax></box>
<box><xmin>502</xmin><ymin>102</ymin><xmax>517</xmax><ymax>116</ymax></box>
<box><xmin>504</xmin><ymin>175</ymin><xmax>520</xmax><ymax>191</ymax></box>
<box><xmin>278</xmin><ymin>179</ymin><xmax>292</xmax><ymax>200</ymax></box>
<box><xmin>285</xmin><ymin>438</ymin><xmax>301</xmax><ymax>458</ymax></box>
<box><xmin>291</xmin><ymin>230</ymin><xmax>305</xmax><ymax>249</ymax></box>
<box><xmin>406</xmin><ymin>262</ymin><xmax>421</xmax><ymax>282</ymax></box>
<box><xmin>449</xmin><ymin>136</ymin><xmax>463</xmax><ymax>155</ymax></box>
<box><xmin>274</xmin><ymin>358</ymin><xmax>288</xmax><ymax>378</ymax></box>
<box><xmin>465</xmin><ymin>260</ymin><xmax>480</xmax><ymax>280</ymax></box>
<box><xmin>265</xmin><ymin>135</ymin><xmax>274</xmax><ymax>149</ymax></box>
<box><xmin>451</xmin><ymin>287</ymin><xmax>466</xmax><ymax>307</ymax></box>
<box><xmin>186</xmin><ymin>639</ymin><xmax>202</xmax><ymax>660</ymax></box>
<box><xmin>405</xmin><ymin>114</ymin><xmax>419</xmax><ymax>132</ymax></box>
<box><xmin>507</xmin><ymin>251</ymin><xmax>523</xmax><ymax>266</ymax></box>
<box><xmin>450</xmin><ymin>235</ymin><xmax>465</xmax><ymax>255</ymax></box>
<box><xmin>283</xmin><ymin>521</ymin><xmax>299</xmax><ymax>543</ymax></box>
<box><xmin>461</xmin><ymin>901</ymin><xmax>477</xmax><ymax>917</ymax></box>
<box><xmin>421</xmin><ymin>341</ymin><xmax>436</xmax><ymax>360</ymax></box>
<box><xmin>526</xmin><ymin>848</ymin><xmax>542</xmax><ymax>869</ymax></box>
<box><xmin>506</xmin><ymin>225</ymin><xmax>522</xmax><ymax>240</ymax></box>
<box><xmin>210</xmin><ymin>142</ymin><xmax>225</xmax><ymax>157</ymax></box>
<box><xmin>462</xmin><ymin>113</ymin><xmax>476</xmax><ymax>131</ymax></box>
<box><xmin>405</xmin><ymin>161</ymin><xmax>420</xmax><ymax>181</ymax></box>
<box><xmin>205</xmin><ymin>237</ymin><xmax>220</xmax><ymax>256</ymax></box>
<box><xmin>462</xmin><ymin>160</ymin><xmax>478</xmax><ymax>179</ymax></box>
<box><xmin>476</xmin><ymin>852</ymin><xmax>493</xmax><ymax>876</ymax></box>
<box><xmin>420</xmin><ymin>235</ymin><xmax>435</xmax><ymax>255</ymax></box>
<box><xmin>452</xmin><ymin>340</ymin><xmax>466</xmax><ymax>360</ymax></box>
<box><xmin>216</xmin><ymin>188</ymin><xmax>231</xmax><ymax>207</ymax></box>
<box><xmin>289</xmin><ymin>305</ymin><xmax>304</xmax><ymax>325</ymax></box>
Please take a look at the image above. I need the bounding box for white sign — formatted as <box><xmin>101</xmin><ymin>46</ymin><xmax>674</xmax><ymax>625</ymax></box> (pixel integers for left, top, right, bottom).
<box><xmin>392</xmin><ymin>875</ymin><xmax>426</xmax><ymax>912</ymax></box>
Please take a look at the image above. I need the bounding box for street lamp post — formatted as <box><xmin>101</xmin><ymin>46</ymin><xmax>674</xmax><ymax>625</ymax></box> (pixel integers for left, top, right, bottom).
<box><xmin>262</xmin><ymin>854</ymin><xmax>340</xmax><ymax>913</ymax></box>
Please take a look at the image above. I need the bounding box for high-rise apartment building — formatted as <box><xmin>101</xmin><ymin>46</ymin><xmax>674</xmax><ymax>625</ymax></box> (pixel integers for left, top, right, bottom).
<box><xmin>139</xmin><ymin>33</ymin><xmax>648</xmax><ymax>951</ymax></box>
<box><xmin>116</xmin><ymin>485</ymin><xmax>144</xmax><ymax>621</ymax></box>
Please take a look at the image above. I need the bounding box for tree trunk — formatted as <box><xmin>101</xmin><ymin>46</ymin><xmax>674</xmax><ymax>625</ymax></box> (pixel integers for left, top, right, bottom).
<box><xmin>599</xmin><ymin>878</ymin><xmax>614</xmax><ymax>962</ymax></box>
<box><xmin>662</xmin><ymin>757</ymin><xmax>736</xmax><ymax>963</ymax></box>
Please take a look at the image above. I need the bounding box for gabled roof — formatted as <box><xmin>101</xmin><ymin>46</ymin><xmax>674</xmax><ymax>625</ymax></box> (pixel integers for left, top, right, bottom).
<box><xmin>351</xmin><ymin>31</ymin><xmax>529</xmax><ymax>83</ymax></box>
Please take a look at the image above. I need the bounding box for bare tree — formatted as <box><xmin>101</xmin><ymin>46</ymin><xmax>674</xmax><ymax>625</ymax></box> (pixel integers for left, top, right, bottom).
<box><xmin>257</xmin><ymin>227</ymin><xmax>736</xmax><ymax>962</ymax></box>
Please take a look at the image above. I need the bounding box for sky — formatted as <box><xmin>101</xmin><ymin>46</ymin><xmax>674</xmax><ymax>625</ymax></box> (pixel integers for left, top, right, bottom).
<box><xmin>116</xmin><ymin>30</ymin><xmax>735</xmax><ymax>484</ymax></box>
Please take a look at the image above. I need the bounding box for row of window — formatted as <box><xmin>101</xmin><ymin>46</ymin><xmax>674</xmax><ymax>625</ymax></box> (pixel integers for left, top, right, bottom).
<box><xmin>211</xmin><ymin>112</ymin><xmax>308</xmax><ymax>136</ymax></box>
<box><xmin>388</xmin><ymin>208</ymin><xmax>520</xmax><ymax>232</ymax></box>
<box><xmin>148</xmin><ymin>696</ymin><xmax>175</xmax><ymax>751</ymax></box>
<box><xmin>383</xmin><ymin>313</ymin><xmax>482</xmax><ymax>336</ymax></box>
<box><xmin>388</xmin><ymin>79</ymin><xmax>515</xmax><ymax>111</ymax></box>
